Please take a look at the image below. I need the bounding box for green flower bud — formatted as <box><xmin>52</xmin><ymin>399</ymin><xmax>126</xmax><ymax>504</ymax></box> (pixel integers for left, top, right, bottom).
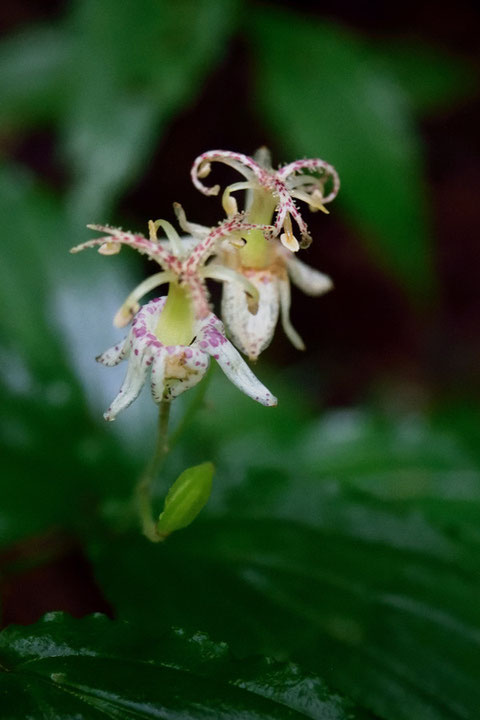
<box><xmin>157</xmin><ymin>462</ymin><xmax>214</xmax><ymax>539</ymax></box>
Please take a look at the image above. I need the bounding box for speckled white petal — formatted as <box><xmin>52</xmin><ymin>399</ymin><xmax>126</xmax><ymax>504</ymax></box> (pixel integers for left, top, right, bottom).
<box><xmin>221</xmin><ymin>274</ymin><xmax>280</xmax><ymax>361</ymax></box>
<box><xmin>96</xmin><ymin>337</ymin><xmax>129</xmax><ymax>367</ymax></box>
<box><xmin>285</xmin><ymin>254</ymin><xmax>333</xmax><ymax>296</ymax></box>
<box><xmin>198</xmin><ymin>317</ymin><xmax>277</xmax><ymax>407</ymax></box>
<box><xmin>103</xmin><ymin>350</ymin><xmax>150</xmax><ymax>421</ymax></box>
<box><xmin>279</xmin><ymin>277</ymin><xmax>305</xmax><ymax>351</ymax></box>
<box><xmin>150</xmin><ymin>351</ymin><xmax>167</xmax><ymax>404</ymax></box>
<box><xmin>164</xmin><ymin>347</ymin><xmax>209</xmax><ymax>401</ymax></box>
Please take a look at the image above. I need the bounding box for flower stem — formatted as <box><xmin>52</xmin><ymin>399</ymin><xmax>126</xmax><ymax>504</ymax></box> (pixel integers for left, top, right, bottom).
<box><xmin>135</xmin><ymin>400</ymin><xmax>171</xmax><ymax>542</ymax></box>
<box><xmin>169</xmin><ymin>363</ymin><xmax>214</xmax><ymax>450</ymax></box>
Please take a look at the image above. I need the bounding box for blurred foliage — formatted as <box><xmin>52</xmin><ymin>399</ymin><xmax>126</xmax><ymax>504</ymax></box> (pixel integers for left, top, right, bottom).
<box><xmin>0</xmin><ymin>2</ymin><xmax>478</xmax><ymax>720</ymax></box>
<box><xmin>0</xmin><ymin>0</ymin><xmax>240</xmax><ymax>221</ymax></box>
<box><xmin>0</xmin><ymin>1</ymin><xmax>475</xmax><ymax>288</ymax></box>
<box><xmin>250</xmin><ymin>7</ymin><xmax>474</xmax><ymax>298</ymax></box>
<box><xmin>87</xmin><ymin>379</ymin><xmax>480</xmax><ymax>720</ymax></box>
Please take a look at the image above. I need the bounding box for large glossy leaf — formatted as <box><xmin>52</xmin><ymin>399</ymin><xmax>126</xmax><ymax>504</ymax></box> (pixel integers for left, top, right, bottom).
<box><xmin>89</xmin><ymin>387</ymin><xmax>480</xmax><ymax>720</ymax></box>
<box><xmin>250</xmin><ymin>8</ymin><xmax>432</xmax><ymax>297</ymax></box>
<box><xmin>0</xmin><ymin>613</ymin><xmax>359</xmax><ymax>719</ymax></box>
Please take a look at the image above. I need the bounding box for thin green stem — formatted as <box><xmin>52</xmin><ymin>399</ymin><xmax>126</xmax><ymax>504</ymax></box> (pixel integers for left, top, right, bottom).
<box><xmin>168</xmin><ymin>363</ymin><xmax>214</xmax><ymax>450</ymax></box>
<box><xmin>135</xmin><ymin>400</ymin><xmax>171</xmax><ymax>542</ymax></box>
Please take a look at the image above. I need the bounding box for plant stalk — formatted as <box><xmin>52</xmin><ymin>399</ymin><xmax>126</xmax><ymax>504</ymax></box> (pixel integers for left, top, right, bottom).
<box><xmin>135</xmin><ymin>400</ymin><xmax>171</xmax><ymax>542</ymax></box>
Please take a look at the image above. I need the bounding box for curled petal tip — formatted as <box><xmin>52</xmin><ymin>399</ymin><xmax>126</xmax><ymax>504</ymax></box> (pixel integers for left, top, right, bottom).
<box><xmin>87</xmin><ymin>223</ymin><xmax>111</xmax><ymax>232</ymax></box>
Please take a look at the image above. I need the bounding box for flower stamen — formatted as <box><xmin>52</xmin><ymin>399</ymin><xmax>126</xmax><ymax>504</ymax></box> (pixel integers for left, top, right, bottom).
<box><xmin>280</xmin><ymin>213</ymin><xmax>300</xmax><ymax>252</ymax></box>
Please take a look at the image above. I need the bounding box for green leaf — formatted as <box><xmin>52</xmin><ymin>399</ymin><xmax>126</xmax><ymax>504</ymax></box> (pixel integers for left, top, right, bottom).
<box><xmin>0</xmin><ymin>613</ymin><xmax>358</xmax><ymax>719</ymax></box>
<box><xmin>0</xmin><ymin>1</ymin><xmax>240</xmax><ymax>219</ymax></box>
<box><xmin>0</xmin><ymin>26</ymin><xmax>71</xmax><ymax>129</ymax></box>
<box><xmin>251</xmin><ymin>8</ymin><xmax>432</xmax><ymax>298</ymax></box>
<box><xmin>62</xmin><ymin>0</ymin><xmax>241</xmax><ymax>220</ymax></box>
<box><xmin>89</xmin><ymin>398</ymin><xmax>480</xmax><ymax>720</ymax></box>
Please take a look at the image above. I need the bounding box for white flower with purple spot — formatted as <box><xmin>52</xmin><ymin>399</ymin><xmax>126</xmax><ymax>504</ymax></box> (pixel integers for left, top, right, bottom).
<box><xmin>98</xmin><ymin>298</ymin><xmax>277</xmax><ymax>420</ymax></box>
<box><xmin>220</xmin><ymin>243</ymin><xmax>333</xmax><ymax>360</ymax></box>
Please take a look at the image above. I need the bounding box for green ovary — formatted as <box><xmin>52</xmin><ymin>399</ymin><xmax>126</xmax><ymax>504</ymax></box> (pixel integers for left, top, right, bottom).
<box><xmin>155</xmin><ymin>282</ymin><xmax>194</xmax><ymax>346</ymax></box>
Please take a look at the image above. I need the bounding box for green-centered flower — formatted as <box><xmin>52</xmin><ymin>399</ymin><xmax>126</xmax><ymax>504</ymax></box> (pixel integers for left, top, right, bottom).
<box><xmin>96</xmin><ymin>297</ymin><xmax>277</xmax><ymax>420</ymax></box>
<box><xmin>71</xmin><ymin>212</ymin><xmax>277</xmax><ymax>417</ymax></box>
<box><xmin>191</xmin><ymin>149</ymin><xmax>339</xmax><ymax>359</ymax></box>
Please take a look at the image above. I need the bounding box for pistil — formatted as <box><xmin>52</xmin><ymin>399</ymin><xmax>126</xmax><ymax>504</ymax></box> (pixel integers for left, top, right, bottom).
<box><xmin>155</xmin><ymin>281</ymin><xmax>194</xmax><ymax>346</ymax></box>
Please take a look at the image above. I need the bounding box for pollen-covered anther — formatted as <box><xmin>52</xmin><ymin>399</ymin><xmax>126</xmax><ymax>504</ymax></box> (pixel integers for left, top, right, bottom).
<box><xmin>114</xmin><ymin>300</ymin><xmax>140</xmax><ymax>328</ymax></box>
<box><xmin>229</xmin><ymin>236</ymin><xmax>246</xmax><ymax>249</ymax></box>
<box><xmin>280</xmin><ymin>214</ymin><xmax>300</xmax><ymax>252</ymax></box>
<box><xmin>246</xmin><ymin>293</ymin><xmax>259</xmax><ymax>315</ymax></box>
<box><xmin>308</xmin><ymin>189</ymin><xmax>329</xmax><ymax>214</ymax></box>
<box><xmin>98</xmin><ymin>241</ymin><xmax>121</xmax><ymax>256</ymax></box>
<box><xmin>197</xmin><ymin>161</ymin><xmax>211</xmax><ymax>179</ymax></box>
<box><xmin>222</xmin><ymin>192</ymin><xmax>238</xmax><ymax>218</ymax></box>
<box><xmin>299</xmin><ymin>233</ymin><xmax>312</xmax><ymax>250</ymax></box>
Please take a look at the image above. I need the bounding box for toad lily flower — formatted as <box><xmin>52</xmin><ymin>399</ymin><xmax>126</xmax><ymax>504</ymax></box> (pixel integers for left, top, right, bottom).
<box><xmin>70</xmin><ymin>213</ymin><xmax>277</xmax><ymax>418</ymax></box>
<box><xmin>70</xmin><ymin>211</ymin><xmax>270</xmax><ymax>332</ymax></box>
<box><xmin>191</xmin><ymin>148</ymin><xmax>340</xmax><ymax>253</ymax></box>
<box><xmin>191</xmin><ymin>148</ymin><xmax>339</xmax><ymax>360</ymax></box>
<box><xmin>219</xmin><ymin>241</ymin><xmax>333</xmax><ymax>360</ymax></box>
<box><xmin>95</xmin><ymin>298</ymin><xmax>277</xmax><ymax>420</ymax></box>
